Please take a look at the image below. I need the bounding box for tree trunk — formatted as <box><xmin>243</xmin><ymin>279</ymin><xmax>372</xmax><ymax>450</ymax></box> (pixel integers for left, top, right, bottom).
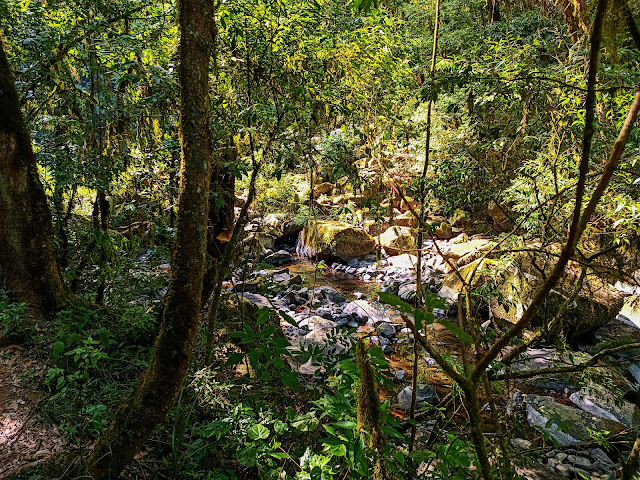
<box><xmin>201</xmin><ymin>139</ymin><xmax>237</xmax><ymax>304</ymax></box>
<box><xmin>0</xmin><ymin>33</ymin><xmax>68</xmax><ymax>317</ymax></box>
<box><xmin>85</xmin><ymin>0</ymin><xmax>214</xmax><ymax>476</ymax></box>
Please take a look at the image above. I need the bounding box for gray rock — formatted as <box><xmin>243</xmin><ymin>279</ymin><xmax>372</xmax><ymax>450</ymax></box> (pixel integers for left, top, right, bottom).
<box><xmin>343</xmin><ymin>300</ymin><xmax>390</xmax><ymax>324</ymax></box>
<box><xmin>398</xmin><ymin>283</ymin><xmax>417</xmax><ymax>301</ymax></box>
<box><xmin>264</xmin><ymin>250</ymin><xmax>294</xmax><ymax>266</ymax></box>
<box><xmin>348</xmin><ymin>258</ymin><xmax>358</xmax><ymax>267</ymax></box>
<box><xmin>336</xmin><ymin>318</ymin><xmax>349</xmax><ymax>327</ymax></box>
<box><xmin>377</xmin><ymin>323</ymin><xmax>396</xmax><ymax>338</ymax></box>
<box><xmin>570</xmin><ymin>389</ymin><xmax>640</xmax><ymax>427</ymax></box>
<box><xmin>394</xmin><ymin>370</ymin><xmax>406</xmax><ymax>382</ymax></box>
<box><xmin>354</xmin><ymin>291</ymin><xmax>365</xmax><ymax>299</ymax></box>
<box><xmin>591</xmin><ymin>448</ymin><xmax>614</xmax><ymax>466</ymax></box>
<box><xmin>573</xmin><ymin>456</ymin><xmax>592</xmax><ymax>470</ymax></box>
<box><xmin>311</xmin><ymin>286</ymin><xmax>346</xmax><ymax>304</ymax></box>
<box><xmin>630</xmin><ymin>364</ymin><xmax>640</xmax><ymax>384</ymax></box>
<box><xmin>593</xmin><ymin>461</ymin><xmax>612</xmax><ymax>474</ymax></box>
<box><xmin>556</xmin><ymin>452</ymin><xmax>568</xmax><ymax>462</ymax></box>
<box><xmin>397</xmin><ymin>384</ymin><xmax>440</xmax><ymax>410</ymax></box>
<box><xmin>525</xmin><ymin>394</ymin><xmax>624</xmax><ymax>446</ymax></box>
<box><xmin>382</xmin><ymin>345</ymin><xmax>393</xmax><ymax>355</ymax></box>
<box><xmin>547</xmin><ymin>458</ymin><xmax>558</xmax><ymax>469</ymax></box>
<box><xmin>315</xmin><ymin>306</ymin><xmax>333</xmax><ymax>320</ymax></box>
<box><xmin>510</xmin><ymin>438</ymin><xmax>532</xmax><ymax>450</ymax></box>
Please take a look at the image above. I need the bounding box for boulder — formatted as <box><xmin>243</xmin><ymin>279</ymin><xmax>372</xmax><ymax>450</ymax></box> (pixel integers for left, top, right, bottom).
<box><xmin>439</xmin><ymin>246</ymin><xmax>624</xmax><ymax>337</ymax></box>
<box><xmin>313</xmin><ymin>182</ymin><xmax>334</xmax><ymax>198</ymax></box>
<box><xmin>264</xmin><ymin>250</ymin><xmax>294</xmax><ymax>266</ymax></box>
<box><xmin>525</xmin><ymin>394</ymin><xmax>624</xmax><ymax>445</ymax></box>
<box><xmin>570</xmin><ymin>387</ymin><xmax>640</xmax><ymax>427</ymax></box>
<box><xmin>298</xmin><ymin>220</ymin><xmax>375</xmax><ymax>261</ymax></box>
<box><xmin>310</xmin><ymin>286</ymin><xmax>346</xmax><ymax>304</ymax></box>
<box><xmin>393</xmin><ymin>212</ymin><xmax>418</xmax><ymax>228</ymax></box>
<box><xmin>240</xmin><ymin>235</ymin><xmax>265</xmax><ymax>259</ymax></box>
<box><xmin>441</xmin><ymin>237</ymin><xmax>494</xmax><ymax>263</ymax></box>
<box><xmin>379</xmin><ymin>226</ymin><xmax>417</xmax><ymax>256</ymax></box>
<box><xmin>487</xmin><ymin>200</ymin><xmax>512</xmax><ymax>232</ymax></box>
<box><xmin>364</xmin><ymin>219</ymin><xmax>390</xmax><ymax>238</ymax></box>
<box><xmin>344</xmin><ymin>300</ymin><xmax>390</xmax><ymax>324</ymax></box>
<box><xmin>397</xmin><ymin>384</ymin><xmax>440</xmax><ymax>410</ymax></box>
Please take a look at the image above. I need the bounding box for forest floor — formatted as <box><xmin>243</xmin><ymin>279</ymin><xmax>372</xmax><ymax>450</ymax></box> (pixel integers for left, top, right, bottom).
<box><xmin>0</xmin><ymin>345</ymin><xmax>65</xmax><ymax>479</ymax></box>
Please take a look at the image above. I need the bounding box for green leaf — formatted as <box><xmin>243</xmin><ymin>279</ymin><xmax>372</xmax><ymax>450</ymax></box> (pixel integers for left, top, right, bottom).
<box><xmin>437</xmin><ymin>320</ymin><xmax>474</xmax><ymax>344</ymax></box>
<box><xmin>334</xmin><ymin>420</ymin><xmax>357</xmax><ymax>429</ymax></box>
<box><xmin>237</xmin><ymin>447</ymin><xmax>257</xmax><ymax>466</ymax></box>
<box><xmin>274</xmin><ymin>420</ymin><xmax>289</xmax><ymax>435</ymax></box>
<box><xmin>225</xmin><ymin>352</ymin><xmax>245</xmax><ymax>365</ymax></box>
<box><xmin>52</xmin><ymin>340</ymin><xmax>66</xmax><ymax>359</ymax></box>
<box><xmin>281</xmin><ymin>370</ymin><xmax>299</xmax><ymax>390</ymax></box>
<box><xmin>327</xmin><ymin>443</ymin><xmax>347</xmax><ymax>456</ymax></box>
<box><xmin>247</xmin><ymin>423</ymin><xmax>270</xmax><ymax>440</ymax></box>
<box><xmin>378</xmin><ymin>291</ymin><xmax>413</xmax><ymax>314</ymax></box>
<box><xmin>256</xmin><ymin>307</ymin><xmax>271</xmax><ymax>327</ymax></box>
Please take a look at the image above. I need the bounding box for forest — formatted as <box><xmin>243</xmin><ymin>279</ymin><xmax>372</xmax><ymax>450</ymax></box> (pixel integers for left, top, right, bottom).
<box><xmin>1</xmin><ymin>0</ymin><xmax>640</xmax><ymax>478</ymax></box>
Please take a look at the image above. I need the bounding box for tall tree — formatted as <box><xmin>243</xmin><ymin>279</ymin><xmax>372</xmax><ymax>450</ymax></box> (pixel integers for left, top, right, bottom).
<box><xmin>84</xmin><ymin>0</ymin><xmax>215</xmax><ymax>476</ymax></box>
<box><xmin>0</xmin><ymin>33</ymin><xmax>69</xmax><ymax>317</ymax></box>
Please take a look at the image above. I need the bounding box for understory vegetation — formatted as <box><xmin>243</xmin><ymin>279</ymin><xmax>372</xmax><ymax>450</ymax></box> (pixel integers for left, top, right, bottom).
<box><xmin>1</xmin><ymin>0</ymin><xmax>640</xmax><ymax>479</ymax></box>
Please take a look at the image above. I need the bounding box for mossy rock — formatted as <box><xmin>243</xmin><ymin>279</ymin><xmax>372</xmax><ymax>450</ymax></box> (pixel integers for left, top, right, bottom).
<box><xmin>299</xmin><ymin>220</ymin><xmax>375</xmax><ymax>261</ymax></box>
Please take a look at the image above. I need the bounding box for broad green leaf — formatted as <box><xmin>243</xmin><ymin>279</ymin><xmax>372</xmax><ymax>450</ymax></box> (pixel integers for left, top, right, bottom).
<box><xmin>247</xmin><ymin>423</ymin><xmax>270</xmax><ymax>440</ymax></box>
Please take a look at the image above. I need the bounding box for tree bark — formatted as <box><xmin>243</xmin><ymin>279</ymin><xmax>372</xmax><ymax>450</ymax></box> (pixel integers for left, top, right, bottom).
<box><xmin>84</xmin><ymin>0</ymin><xmax>214</xmax><ymax>476</ymax></box>
<box><xmin>0</xmin><ymin>33</ymin><xmax>68</xmax><ymax>317</ymax></box>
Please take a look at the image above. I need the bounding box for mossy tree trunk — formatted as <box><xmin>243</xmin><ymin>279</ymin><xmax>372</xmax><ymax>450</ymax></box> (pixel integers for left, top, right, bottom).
<box><xmin>0</xmin><ymin>33</ymin><xmax>69</xmax><ymax>317</ymax></box>
<box><xmin>85</xmin><ymin>0</ymin><xmax>214</xmax><ymax>476</ymax></box>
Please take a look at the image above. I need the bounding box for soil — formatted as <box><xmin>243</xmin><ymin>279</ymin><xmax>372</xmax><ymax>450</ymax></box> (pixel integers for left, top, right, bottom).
<box><xmin>0</xmin><ymin>344</ymin><xmax>65</xmax><ymax>479</ymax></box>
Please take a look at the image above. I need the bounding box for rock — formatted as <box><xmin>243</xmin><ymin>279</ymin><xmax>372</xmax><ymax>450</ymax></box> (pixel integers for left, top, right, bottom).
<box><xmin>254</xmin><ymin>231</ymin><xmax>278</xmax><ymax>250</ymax></box>
<box><xmin>233</xmin><ymin>279</ymin><xmax>264</xmax><ymax>293</ymax></box>
<box><xmin>354</xmin><ymin>291</ymin><xmax>365</xmax><ymax>299</ymax></box>
<box><xmin>489</xmin><ymin>251</ymin><xmax>624</xmax><ymax>337</ymax></box>
<box><xmin>442</xmin><ymin>238</ymin><xmax>494</xmax><ymax>263</ymax></box>
<box><xmin>591</xmin><ymin>448</ymin><xmax>614</xmax><ymax>466</ymax></box>
<box><xmin>315</xmin><ymin>306</ymin><xmax>333</xmax><ymax>320</ymax></box>
<box><xmin>573</xmin><ymin>456</ymin><xmax>593</xmax><ymax>470</ymax></box>
<box><xmin>382</xmin><ymin>345</ymin><xmax>393</xmax><ymax>355</ymax></box>
<box><xmin>387</xmin><ymin>253</ymin><xmax>418</xmax><ymax>269</ymax></box>
<box><xmin>313</xmin><ymin>182</ymin><xmax>334</xmax><ymax>198</ymax></box>
<box><xmin>525</xmin><ymin>394</ymin><xmax>624</xmax><ymax>446</ymax></box>
<box><xmin>394</xmin><ymin>370</ymin><xmax>406</xmax><ymax>382</ymax></box>
<box><xmin>397</xmin><ymin>384</ymin><xmax>440</xmax><ymax>410</ymax></box>
<box><xmin>487</xmin><ymin>200</ymin><xmax>512</xmax><ymax>232</ymax></box>
<box><xmin>240</xmin><ymin>235</ymin><xmax>265</xmax><ymax>259</ymax></box>
<box><xmin>343</xmin><ymin>300</ymin><xmax>390</xmax><ymax>324</ymax></box>
<box><xmin>547</xmin><ymin>458</ymin><xmax>558</xmax><ymax>469</ymax></box>
<box><xmin>272</xmin><ymin>272</ymin><xmax>291</xmax><ymax>283</ymax></box>
<box><xmin>297</xmin><ymin>316</ymin><xmax>353</xmax><ymax>352</ymax></box>
<box><xmin>393</xmin><ymin>211</ymin><xmax>418</xmax><ymax>228</ymax></box>
<box><xmin>377</xmin><ymin>323</ymin><xmax>396</xmax><ymax>338</ymax></box>
<box><xmin>378</xmin><ymin>226</ymin><xmax>417</xmax><ymax>256</ymax></box>
<box><xmin>510</xmin><ymin>438</ymin><xmax>533</xmax><ymax>450</ymax></box>
<box><xmin>298</xmin><ymin>220</ymin><xmax>375</xmax><ymax>261</ymax></box>
<box><xmin>364</xmin><ymin>219</ymin><xmax>390</xmax><ymax>237</ymax></box>
<box><xmin>311</xmin><ymin>286</ymin><xmax>346</xmax><ymax>304</ymax></box>
<box><xmin>398</xmin><ymin>283</ymin><xmax>417</xmax><ymax>301</ymax></box>
<box><xmin>284</xmin><ymin>274</ymin><xmax>303</xmax><ymax>287</ymax></box>
<box><xmin>570</xmin><ymin>388</ymin><xmax>640</xmax><ymax>427</ymax></box>
<box><xmin>556</xmin><ymin>452</ymin><xmax>568</xmax><ymax>462</ymax></box>
<box><xmin>264</xmin><ymin>250</ymin><xmax>294</xmax><ymax>266</ymax></box>
<box><xmin>336</xmin><ymin>318</ymin><xmax>349</xmax><ymax>327</ymax></box>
